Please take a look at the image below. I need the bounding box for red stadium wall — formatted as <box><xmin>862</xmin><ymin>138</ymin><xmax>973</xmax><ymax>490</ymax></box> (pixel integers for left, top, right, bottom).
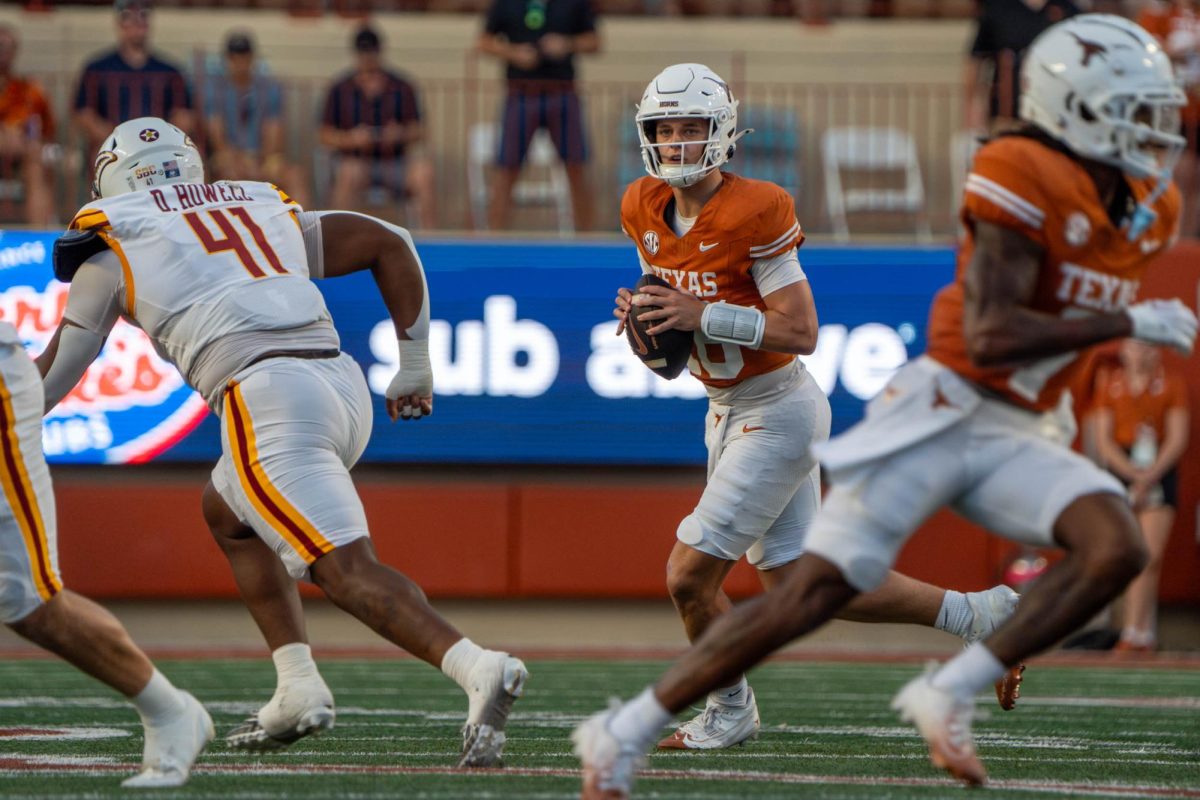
<box><xmin>49</xmin><ymin>242</ymin><xmax>1200</xmax><ymax>605</ymax></box>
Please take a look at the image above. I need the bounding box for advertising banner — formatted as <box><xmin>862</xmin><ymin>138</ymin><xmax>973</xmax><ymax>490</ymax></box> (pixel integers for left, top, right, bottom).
<box><xmin>0</xmin><ymin>230</ymin><xmax>954</xmax><ymax>464</ymax></box>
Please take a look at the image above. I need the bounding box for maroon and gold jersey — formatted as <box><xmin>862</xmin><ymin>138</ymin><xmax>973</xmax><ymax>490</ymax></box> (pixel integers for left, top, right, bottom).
<box><xmin>620</xmin><ymin>173</ymin><xmax>804</xmax><ymax>388</ymax></box>
<box><xmin>926</xmin><ymin>135</ymin><xmax>1180</xmax><ymax>413</ymax></box>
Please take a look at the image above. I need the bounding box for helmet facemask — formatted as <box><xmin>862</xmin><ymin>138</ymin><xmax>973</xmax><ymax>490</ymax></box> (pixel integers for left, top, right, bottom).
<box><xmin>637</xmin><ymin>113</ymin><xmax>731</xmax><ymax>188</ymax></box>
<box><xmin>1081</xmin><ymin>89</ymin><xmax>1186</xmax><ymax>179</ymax></box>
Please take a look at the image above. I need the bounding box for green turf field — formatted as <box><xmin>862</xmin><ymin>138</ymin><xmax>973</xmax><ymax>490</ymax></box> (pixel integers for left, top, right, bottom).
<box><xmin>0</xmin><ymin>657</ymin><xmax>1197</xmax><ymax>799</ymax></box>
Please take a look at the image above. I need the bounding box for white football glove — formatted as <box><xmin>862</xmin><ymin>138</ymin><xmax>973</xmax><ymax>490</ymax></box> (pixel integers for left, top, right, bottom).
<box><xmin>1125</xmin><ymin>299</ymin><xmax>1199</xmax><ymax>355</ymax></box>
<box><xmin>387</xmin><ymin>339</ymin><xmax>433</xmax><ymax>419</ymax></box>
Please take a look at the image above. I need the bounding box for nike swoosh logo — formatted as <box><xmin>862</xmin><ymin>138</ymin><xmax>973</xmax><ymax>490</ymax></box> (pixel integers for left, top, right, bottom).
<box><xmin>742</xmin><ymin>424</ymin><xmax>765</xmax><ymax>433</ymax></box>
<box><xmin>699</xmin><ymin>242</ymin><xmax>719</xmax><ymax>252</ymax></box>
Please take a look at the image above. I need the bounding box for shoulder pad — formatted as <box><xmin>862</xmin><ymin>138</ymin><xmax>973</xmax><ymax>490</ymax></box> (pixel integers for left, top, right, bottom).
<box><xmin>53</xmin><ymin>229</ymin><xmax>111</xmax><ymax>283</ymax></box>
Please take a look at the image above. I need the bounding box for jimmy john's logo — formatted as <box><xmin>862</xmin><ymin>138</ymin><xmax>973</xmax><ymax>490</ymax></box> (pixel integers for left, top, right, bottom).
<box><xmin>1064</xmin><ymin>212</ymin><xmax>1091</xmax><ymax>247</ymax></box>
<box><xmin>642</xmin><ymin>230</ymin><xmax>660</xmax><ymax>255</ymax></box>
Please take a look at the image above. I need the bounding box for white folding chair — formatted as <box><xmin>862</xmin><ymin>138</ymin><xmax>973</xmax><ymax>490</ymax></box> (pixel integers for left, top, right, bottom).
<box><xmin>822</xmin><ymin>126</ymin><xmax>931</xmax><ymax>242</ymax></box>
<box><xmin>467</xmin><ymin>122</ymin><xmax>574</xmax><ymax>233</ymax></box>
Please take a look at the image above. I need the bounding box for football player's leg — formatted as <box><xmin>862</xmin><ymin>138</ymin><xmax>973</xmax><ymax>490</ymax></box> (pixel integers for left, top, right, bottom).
<box><xmin>203</xmin><ymin>480</ymin><xmax>306</xmax><ymax>653</ymax></box>
<box><xmin>951</xmin><ymin>433</ymin><xmax>1141</xmax><ymax>670</ymax></box>
<box><xmin>660</xmin><ymin>398</ymin><xmax>816</xmax><ymax>750</ymax></box>
<box><xmin>0</xmin><ymin>352</ymin><xmax>210</xmax><ymax>786</ymax></box>
<box><xmin>226</xmin><ymin>360</ymin><xmax>525</xmax><ymax>766</ymax></box>
<box><xmin>203</xmin><ymin>479</ymin><xmax>329</xmax><ymax>751</ymax></box>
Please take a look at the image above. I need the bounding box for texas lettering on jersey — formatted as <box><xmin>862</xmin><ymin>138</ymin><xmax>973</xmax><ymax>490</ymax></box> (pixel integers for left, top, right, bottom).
<box><xmin>926</xmin><ymin>135</ymin><xmax>1180</xmax><ymax>411</ymax></box>
<box><xmin>621</xmin><ymin>173</ymin><xmax>804</xmax><ymax>388</ymax></box>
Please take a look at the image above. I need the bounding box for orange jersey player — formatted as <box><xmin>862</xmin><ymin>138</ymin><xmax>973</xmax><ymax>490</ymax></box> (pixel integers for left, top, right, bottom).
<box><xmin>620</xmin><ymin>171</ymin><xmax>801</xmax><ymax>387</ymax></box>
<box><xmin>575</xmin><ymin>17</ymin><xmax>1198</xmax><ymax>800</ymax></box>
<box><xmin>587</xmin><ymin>63</ymin><xmax>1022</xmax><ymax>773</ymax></box>
<box><xmin>928</xmin><ymin>133</ymin><xmax>1181</xmax><ymax>412</ymax></box>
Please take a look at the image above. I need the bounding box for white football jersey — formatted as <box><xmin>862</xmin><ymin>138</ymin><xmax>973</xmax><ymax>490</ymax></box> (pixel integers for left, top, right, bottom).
<box><xmin>66</xmin><ymin>181</ymin><xmax>334</xmax><ymax>394</ymax></box>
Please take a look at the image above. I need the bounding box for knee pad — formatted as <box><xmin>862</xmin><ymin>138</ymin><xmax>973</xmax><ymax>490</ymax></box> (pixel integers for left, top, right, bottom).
<box><xmin>676</xmin><ymin>513</ymin><xmax>743</xmax><ymax>561</ymax></box>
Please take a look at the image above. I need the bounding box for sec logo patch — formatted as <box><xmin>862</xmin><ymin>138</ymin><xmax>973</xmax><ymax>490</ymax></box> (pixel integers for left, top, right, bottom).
<box><xmin>642</xmin><ymin>230</ymin><xmax>660</xmax><ymax>256</ymax></box>
<box><xmin>1064</xmin><ymin>212</ymin><xmax>1091</xmax><ymax>248</ymax></box>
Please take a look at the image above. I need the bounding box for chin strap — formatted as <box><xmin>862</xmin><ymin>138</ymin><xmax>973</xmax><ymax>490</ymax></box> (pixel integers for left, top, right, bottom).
<box><xmin>1126</xmin><ymin>172</ymin><xmax>1170</xmax><ymax>242</ymax></box>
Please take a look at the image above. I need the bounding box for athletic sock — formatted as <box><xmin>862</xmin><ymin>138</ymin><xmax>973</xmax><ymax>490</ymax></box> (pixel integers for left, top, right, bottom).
<box><xmin>441</xmin><ymin>637</ymin><xmax>486</xmax><ymax>690</ymax></box>
<box><xmin>930</xmin><ymin>642</ymin><xmax>1008</xmax><ymax>698</ymax></box>
<box><xmin>131</xmin><ymin>669</ymin><xmax>186</xmax><ymax>726</ymax></box>
<box><xmin>934</xmin><ymin>590</ymin><xmax>973</xmax><ymax>639</ymax></box>
<box><xmin>610</xmin><ymin>687</ymin><xmax>673</xmax><ymax>746</ymax></box>
<box><xmin>709</xmin><ymin>676</ymin><xmax>749</xmax><ymax>708</ymax></box>
<box><xmin>272</xmin><ymin>642</ymin><xmax>322</xmax><ymax>687</ymax></box>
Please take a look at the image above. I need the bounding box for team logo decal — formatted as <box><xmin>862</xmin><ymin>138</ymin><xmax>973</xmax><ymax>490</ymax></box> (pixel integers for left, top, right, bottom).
<box><xmin>1070</xmin><ymin>33</ymin><xmax>1107</xmax><ymax>67</ymax></box>
<box><xmin>642</xmin><ymin>230</ymin><xmax>660</xmax><ymax>255</ymax></box>
<box><xmin>1065</xmin><ymin>212</ymin><xmax>1091</xmax><ymax>247</ymax></box>
<box><xmin>138</xmin><ymin>128</ymin><xmax>159</xmax><ymax>142</ymax></box>
<box><xmin>0</xmin><ymin>242</ymin><xmax>207</xmax><ymax>465</ymax></box>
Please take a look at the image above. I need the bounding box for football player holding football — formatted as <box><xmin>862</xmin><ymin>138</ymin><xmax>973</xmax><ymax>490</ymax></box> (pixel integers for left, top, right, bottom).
<box><xmin>605</xmin><ymin>63</ymin><xmax>1022</xmax><ymax>755</ymax></box>
<box><xmin>576</xmin><ymin>18</ymin><xmax>1198</xmax><ymax>796</ymax></box>
<box><xmin>37</xmin><ymin>116</ymin><xmax>527</xmax><ymax>768</ymax></box>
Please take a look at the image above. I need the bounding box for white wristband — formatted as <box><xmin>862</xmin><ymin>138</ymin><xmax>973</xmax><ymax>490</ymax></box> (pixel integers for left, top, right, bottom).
<box><xmin>388</xmin><ymin>338</ymin><xmax>433</xmax><ymax>400</ymax></box>
<box><xmin>701</xmin><ymin>302</ymin><xmax>765</xmax><ymax>349</ymax></box>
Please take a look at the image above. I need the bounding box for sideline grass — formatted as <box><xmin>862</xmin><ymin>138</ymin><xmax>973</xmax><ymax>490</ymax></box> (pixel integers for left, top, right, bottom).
<box><xmin>0</xmin><ymin>658</ymin><xmax>1197</xmax><ymax>799</ymax></box>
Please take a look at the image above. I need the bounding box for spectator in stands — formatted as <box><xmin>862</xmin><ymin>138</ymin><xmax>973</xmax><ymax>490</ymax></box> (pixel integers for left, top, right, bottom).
<box><xmin>0</xmin><ymin>24</ymin><xmax>55</xmax><ymax>225</ymax></box>
<box><xmin>318</xmin><ymin>25</ymin><xmax>434</xmax><ymax>229</ymax></box>
<box><xmin>1091</xmin><ymin>340</ymin><xmax>1190</xmax><ymax>654</ymax></box>
<box><xmin>477</xmin><ymin>0</ymin><xmax>600</xmax><ymax>231</ymax></box>
<box><xmin>964</xmin><ymin>0</ymin><xmax>1080</xmax><ymax>133</ymax></box>
<box><xmin>203</xmin><ymin>31</ymin><xmax>309</xmax><ymax>207</ymax></box>
<box><xmin>1139</xmin><ymin>0</ymin><xmax>1200</xmax><ymax>235</ymax></box>
<box><xmin>73</xmin><ymin>0</ymin><xmax>194</xmax><ymax>159</ymax></box>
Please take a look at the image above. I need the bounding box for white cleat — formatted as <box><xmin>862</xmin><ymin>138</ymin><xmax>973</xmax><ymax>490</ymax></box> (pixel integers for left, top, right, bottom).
<box><xmin>225</xmin><ymin>677</ymin><xmax>335</xmax><ymax>752</ymax></box>
<box><xmin>964</xmin><ymin>585</ymin><xmax>1018</xmax><ymax>644</ymax></box>
<box><xmin>891</xmin><ymin>668</ymin><xmax>986</xmax><ymax>787</ymax></box>
<box><xmin>458</xmin><ymin>651</ymin><xmax>528</xmax><ymax>768</ymax></box>
<box><xmin>122</xmin><ymin>691</ymin><xmax>214</xmax><ymax>788</ymax></box>
<box><xmin>656</xmin><ymin>688</ymin><xmax>759</xmax><ymax>750</ymax></box>
<box><xmin>572</xmin><ymin>701</ymin><xmax>646</xmax><ymax>800</ymax></box>
<box><xmin>965</xmin><ymin>585</ymin><xmax>1025</xmax><ymax>710</ymax></box>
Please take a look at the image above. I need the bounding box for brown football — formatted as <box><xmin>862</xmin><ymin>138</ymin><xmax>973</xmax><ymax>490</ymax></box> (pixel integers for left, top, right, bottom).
<box><xmin>625</xmin><ymin>274</ymin><xmax>693</xmax><ymax>380</ymax></box>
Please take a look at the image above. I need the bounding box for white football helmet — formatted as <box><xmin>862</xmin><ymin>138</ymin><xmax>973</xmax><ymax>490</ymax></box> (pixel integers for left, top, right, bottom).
<box><xmin>635</xmin><ymin>63</ymin><xmax>748</xmax><ymax>187</ymax></box>
<box><xmin>1020</xmin><ymin>14</ymin><xmax>1186</xmax><ymax>180</ymax></box>
<box><xmin>92</xmin><ymin>116</ymin><xmax>204</xmax><ymax>199</ymax></box>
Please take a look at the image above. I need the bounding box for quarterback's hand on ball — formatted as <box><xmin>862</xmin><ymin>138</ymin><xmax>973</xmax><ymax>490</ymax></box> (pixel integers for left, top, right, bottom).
<box><xmin>613</xmin><ymin>287</ymin><xmax>633</xmax><ymax>335</ymax></box>
<box><xmin>632</xmin><ymin>283</ymin><xmax>704</xmax><ymax>335</ymax></box>
<box><xmin>386</xmin><ymin>339</ymin><xmax>434</xmax><ymax>421</ymax></box>
<box><xmin>1126</xmin><ymin>298</ymin><xmax>1198</xmax><ymax>354</ymax></box>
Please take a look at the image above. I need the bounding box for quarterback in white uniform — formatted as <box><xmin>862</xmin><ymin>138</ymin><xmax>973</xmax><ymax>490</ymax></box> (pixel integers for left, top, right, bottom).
<box><xmin>38</xmin><ymin>117</ymin><xmax>527</xmax><ymax>766</ymax></box>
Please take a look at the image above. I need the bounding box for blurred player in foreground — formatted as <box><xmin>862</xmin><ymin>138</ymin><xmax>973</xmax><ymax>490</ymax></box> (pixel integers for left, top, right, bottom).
<box><xmin>0</xmin><ymin>323</ymin><xmax>212</xmax><ymax>787</ymax></box>
<box><xmin>38</xmin><ymin>117</ymin><xmax>527</xmax><ymax>767</ymax></box>
<box><xmin>610</xmin><ymin>62</ymin><xmax>1021</xmax><ymax>752</ymax></box>
<box><xmin>577</xmin><ymin>16</ymin><xmax>1198</xmax><ymax>795</ymax></box>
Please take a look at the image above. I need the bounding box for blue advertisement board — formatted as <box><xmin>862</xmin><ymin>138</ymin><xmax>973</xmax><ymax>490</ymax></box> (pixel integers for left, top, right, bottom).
<box><xmin>0</xmin><ymin>230</ymin><xmax>955</xmax><ymax>465</ymax></box>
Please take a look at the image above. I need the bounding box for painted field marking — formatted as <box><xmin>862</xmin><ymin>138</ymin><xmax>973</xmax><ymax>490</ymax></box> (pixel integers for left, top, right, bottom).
<box><xmin>1</xmin><ymin>755</ymin><xmax>1197</xmax><ymax>797</ymax></box>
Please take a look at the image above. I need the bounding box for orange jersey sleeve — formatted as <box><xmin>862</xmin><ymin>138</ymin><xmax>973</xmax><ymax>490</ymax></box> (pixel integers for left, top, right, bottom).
<box><xmin>749</xmin><ymin>186</ymin><xmax>804</xmax><ymax>260</ymax></box>
<box><xmin>961</xmin><ymin>138</ymin><xmax>1053</xmax><ymax>248</ymax></box>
